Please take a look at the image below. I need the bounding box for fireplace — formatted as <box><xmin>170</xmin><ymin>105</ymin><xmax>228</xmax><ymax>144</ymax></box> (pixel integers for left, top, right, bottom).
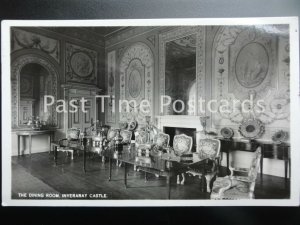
<box><xmin>156</xmin><ymin>116</ymin><xmax>203</xmax><ymax>152</ymax></box>
<box><xmin>164</xmin><ymin>127</ymin><xmax>196</xmax><ymax>152</ymax></box>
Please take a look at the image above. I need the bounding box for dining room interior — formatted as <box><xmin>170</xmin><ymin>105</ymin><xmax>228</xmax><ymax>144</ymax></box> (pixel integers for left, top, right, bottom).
<box><xmin>10</xmin><ymin>24</ymin><xmax>291</xmax><ymax>200</ymax></box>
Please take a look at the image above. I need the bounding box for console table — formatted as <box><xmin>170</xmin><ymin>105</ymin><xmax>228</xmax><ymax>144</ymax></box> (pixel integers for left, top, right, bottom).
<box><xmin>15</xmin><ymin>129</ymin><xmax>55</xmax><ymax>156</ymax></box>
<box><xmin>218</xmin><ymin>138</ymin><xmax>290</xmax><ymax>181</ymax></box>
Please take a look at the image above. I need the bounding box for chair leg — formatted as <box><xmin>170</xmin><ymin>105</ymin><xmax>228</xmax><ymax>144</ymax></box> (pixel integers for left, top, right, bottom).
<box><xmin>71</xmin><ymin>151</ymin><xmax>74</xmax><ymax>160</ymax></box>
<box><xmin>205</xmin><ymin>174</ymin><xmax>212</xmax><ymax>192</ymax></box>
<box><xmin>181</xmin><ymin>173</ymin><xmax>185</xmax><ymax>185</ymax></box>
<box><xmin>102</xmin><ymin>156</ymin><xmax>105</xmax><ymax>163</ymax></box>
<box><xmin>177</xmin><ymin>175</ymin><xmax>180</xmax><ymax>184</ymax></box>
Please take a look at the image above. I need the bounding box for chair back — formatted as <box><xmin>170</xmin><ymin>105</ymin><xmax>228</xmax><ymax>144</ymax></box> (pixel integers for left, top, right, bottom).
<box><xmin>107</xmin><ymin>128</ymin><xmax>118</xmax><ymax>141</ymax></box>
<box><xmin>197</xmin><ymin>138</ymin><xmax>221</xmax><ymax>159</ymax></box>
<box><xmin>66</xmin><ymin>128</ymin><xmax>80</xmax><ymax>140</ymax></box>
<box><xmin>120</xmin><ymin>130</ymin><xmax>132</xmax><ymax>144</ymax></box>
<box><xmin>135</xmin><ymin>128</ymin><xmax>149</xmax><ymax>145</ymax></box>
<box><xmin>173</xmin><ymin>134</ymin><xmax>193</xmax><ymax>155</ymax></box>
<box><xmin>248</xmin><ymin>146</ymin><xmax>262</xmax><ymax>182</ymax></box>
<box><xmin>153</xmin><ymin>132</ymin><xmax>170</xmax><ymax>148</ymax></box>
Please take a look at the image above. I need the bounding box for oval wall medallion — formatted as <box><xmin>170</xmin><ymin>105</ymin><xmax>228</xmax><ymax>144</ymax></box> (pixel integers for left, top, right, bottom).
<box><xmin>128</xmin><ymin>69</ymin><xmax>142</xmax><ymax>98</ymax></box>
<box><xmin>70</xmin><ymin>51</ymin><xmax>93</xmax><ymax>77</ymax></box>
<box><xmin>235</xmin><ymin>42</ymin><xmax>269</xmax><ymax>88</ymax></box>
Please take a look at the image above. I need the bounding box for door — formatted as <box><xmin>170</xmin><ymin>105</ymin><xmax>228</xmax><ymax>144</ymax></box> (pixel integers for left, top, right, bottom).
<box><xmin>69</xmin><ymin>97</ymin><xmax>95</xmax><ymax>132</ymax></box>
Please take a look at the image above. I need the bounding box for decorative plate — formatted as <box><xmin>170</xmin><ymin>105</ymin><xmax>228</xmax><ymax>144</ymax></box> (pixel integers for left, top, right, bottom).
<box><xmin>70</xmin><ymin>52</ymin><xmax>93</xmax><ymax>77</ymax></box>
<box><xmin>220</xmin><ymin>127</ymin><xmax>234</xmax><ymax>139</ymax></box>
<box><xmin>128</xmin><ymin>120</ymin><xmax>137</xmax><ymax>131</ymax></box>
<box><xmin>272</xmin><ymin>130</ymin><xmax>288</xmax><ymax>143</ymax></box>
<box><xmin>238</xmin><ymin>119</ymin><xmax>264</xmax><ymax>139</ymax></box>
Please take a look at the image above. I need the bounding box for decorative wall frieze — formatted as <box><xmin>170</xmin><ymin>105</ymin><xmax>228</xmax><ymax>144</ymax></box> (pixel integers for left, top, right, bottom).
<box><xmin>118</xmin><ymin>46</ymin><xmax>126</xmax><ymax>59</ymax></box>
<box><xmin>12</xmin><ymin>28</ymin><xmax>60</xmax><ymax>63</ymax></box>
<box><xmin>65</xmin><ymin>43</ymin><xmax>97</xmax><ymax>85</ymax></box>
<box><xmin>147</xmin><ymin>35</ymin><xmax>156</xmax><ymax>47</ymax></box>
<box><xmin>105</xmin><ymin>27</ymin><xmax>159</xmax><ymax>47</ymax></box>
<box><xmin>42</xmin><ymin>27</ymin><xmax>105</xmax><ymax>47</ymax></box>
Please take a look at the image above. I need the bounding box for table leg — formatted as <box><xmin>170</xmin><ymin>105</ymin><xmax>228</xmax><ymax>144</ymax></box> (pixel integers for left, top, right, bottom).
<box><xmin>17</xmin><ymin>135</ymin><xmax>20</xmax><ymax>156</ymax></box>
<box><xmin>54</xmin><ymin>146</ymin><xmax>58</xmax><ymax>166</ymax></box>
<box><xmin>226</xmin><ymin>150</ymin><xmax>229</xmax><ymax>174</ymax></box>
<box><xmin>284</xmin><ymin>159</ymin><xmax>288</xmax><ymax>181</ymax></box>
<box><xmin>48</xmin><ymin>133</ymin><xmax>51</xmax><ymax>154</ymax></box>
<box><xmin>288</xmin><ymin>158</ymin><xmax>291</xmax><ymax>179</ymax></box>
<box><xmin>83</xmin><ymin>149</ymin><xmax>86</xmax><ymax>173</ymax></box>
<box><xmin>260</xmin><ymin>145</ymin><xmax>264</xmax><ymax>180</ymax></box>
<box><xmin>109</xmin><ymin>158</ymin><xmax>112</xmax><ymax>181</ymax></box>
<box><xmin>201</xmin><ymin>174</ymin><xmax>207</xmax><ymax>192</ymax></box>
<box><xmin>145</xmin><ymin>172</ymin><xmax>148</xmax><ymax>182</ymax></box>
<box><xmin>166</xmin><ymin>174</ymin><xmax>171</xmax><ymax>199</ymax></box>
<box><xmin>124</xmin><ymin>163</ymin><xmax>127</xmax><ymax>188</ymax></box>
<box><xmin>29</xmin><ymin>135</ymin><xmax>32</xmax><ymax>156</ymax></box>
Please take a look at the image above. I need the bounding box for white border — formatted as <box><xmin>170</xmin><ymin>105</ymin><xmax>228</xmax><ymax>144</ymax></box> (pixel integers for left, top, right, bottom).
<box><xmin>2</xmin><ymin>17</ymin><xmax>300</xmax><ymax>206</ymax></box>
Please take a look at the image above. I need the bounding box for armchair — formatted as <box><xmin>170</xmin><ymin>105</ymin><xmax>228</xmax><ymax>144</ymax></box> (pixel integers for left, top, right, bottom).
<box><xmin>120</xmin><ymin>130</ymin><xmax>132</xmax><ymax>144</ymax></box>
<box><xmin>173</xmin><ymin>134</ymin><xmax>193</xmax><ymax>185</ymax></box>
<box><xmin>107</xmin><ymin>128</ymin><xmax>118</xmax><ymax>142</ymax></box>
<box><xmin>153</xmin><ymin>132</ymin><xmax>170</xmax><ymax>150</ymax></box>
<box><xmin>57</xmin><ymin>128</ymin><xmax>81</xmax><ymax>160</ymax></box>
<box><xmin>186</xmin><ymin>138</ymin><xmax>221</xmax><ymax>192</ymax></box>
<box><xmin>210</xmin><ymin>147</ymin><xmax>262</xmax><ymax>199</ymax></box>
<box><xmin>134</xmin><ymin>128</ymin><xmax>150</xmax><ymax>172</ymax></box>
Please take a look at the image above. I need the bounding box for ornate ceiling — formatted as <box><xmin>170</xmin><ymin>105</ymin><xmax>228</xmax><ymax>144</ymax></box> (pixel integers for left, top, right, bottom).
<box><xmin>41</xmin><ymin>27</ymin><xmax>127</xmax><ymax>47</ymax></box>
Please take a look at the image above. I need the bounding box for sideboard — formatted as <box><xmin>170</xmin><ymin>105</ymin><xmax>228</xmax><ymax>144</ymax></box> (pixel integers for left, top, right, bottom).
<box><xmin>15</xmin><ymin>129</ymin><xmax>55</xmax><ymax>156</ymax></box>
<box><xmin>218</xmin><ymin>138</ymin><xmax>290</xmax><ymax>181</ymax></box>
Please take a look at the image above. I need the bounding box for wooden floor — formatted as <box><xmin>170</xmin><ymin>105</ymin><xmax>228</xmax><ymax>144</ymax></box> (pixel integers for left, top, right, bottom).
<box><xmin>11</xmin><ymin>152</ymin><xmax>290</xmax><ymax>200</ymax></box>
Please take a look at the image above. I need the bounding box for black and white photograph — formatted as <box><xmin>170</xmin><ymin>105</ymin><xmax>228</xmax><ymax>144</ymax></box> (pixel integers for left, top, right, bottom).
<box><xmin>1</xmin><ymin>18</ymin><xmax>299</xmax><ymax>206</ymax></box>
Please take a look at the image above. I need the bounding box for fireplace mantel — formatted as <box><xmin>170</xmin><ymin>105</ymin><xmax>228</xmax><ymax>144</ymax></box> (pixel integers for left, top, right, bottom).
<box><xmin>156</xmin><ymin>116</ymin><xmax>202</xmax><ymax>129</ymax></box>
<box><xmin>156</xmin><ymin>116</ymin><xmax>204</xmax><ymax>141</ymax></box>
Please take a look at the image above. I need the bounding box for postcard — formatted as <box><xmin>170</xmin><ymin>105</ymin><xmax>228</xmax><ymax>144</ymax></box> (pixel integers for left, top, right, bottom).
<box><xmin>1</xmin><ymin>17</ymin><xmax>299</xmax><ymax>206</ymax></box>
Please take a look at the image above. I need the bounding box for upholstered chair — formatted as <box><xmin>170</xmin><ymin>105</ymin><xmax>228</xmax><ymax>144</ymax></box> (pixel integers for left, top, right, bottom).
<box><xmin>107</xmin><ymin>128</ymin><xmax>118</xmax><ymax>142</ymax></box>
<box><xmin>100</xmin><ymin>128</ymin><xmax>118</xmax><ymax>163</ymax></box>
<box><xmin>186</xmin><ymin>138</ymin><xmax>221</xmax><ymax>192</ymax></box>
<box><xmin>135</xmin><ymin>128</ymin><xmax>150</xmax><ymax>146</ymax></box>
<box><xmin>210</xmin><ymin>147</ymin><xmax>262</xmax><ymax>199</ymax></box>
<box><xmin>57</xmin><ymin>128</ymin><xmax>81</xmax><ymax>160</ymax></box>
<box><xmin>151</xmin><ymin>132</ymin><xmax>170</xmax><ymax>178</ymax></box>
<box><xmin>173</xmin><ymin>134</ymin><xmax>193</xmax><ymax>185</ymax></box>
<box><xmin>120</xmin><ymin>130</ymin><xmax>132</xmax><ymax>144</ymax></box>
<box><xmin>113</xmin><ymin>130</ymin><xmax>132</xmax><ymax>167</ymax></box>
<box><xmin>133</xmin><ymin>128</ymin><xmax>150</xmax><ymax>171</ymax></box>
<box><xmin>153</xmin><ymin>132</ymin><xmax>170</xmax><ymax>149</ymax></box>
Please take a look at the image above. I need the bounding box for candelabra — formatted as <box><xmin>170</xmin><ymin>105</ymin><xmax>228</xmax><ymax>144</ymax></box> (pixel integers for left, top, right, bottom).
<box><xmin>199</xmin><ymin>115</ymin><xmax>210</xmax><ymax>134</ymax></box>
<box><xmin>145</xmin><ymin>115</ymin><xmax>160</xmax><ymax>144</ymax></box>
